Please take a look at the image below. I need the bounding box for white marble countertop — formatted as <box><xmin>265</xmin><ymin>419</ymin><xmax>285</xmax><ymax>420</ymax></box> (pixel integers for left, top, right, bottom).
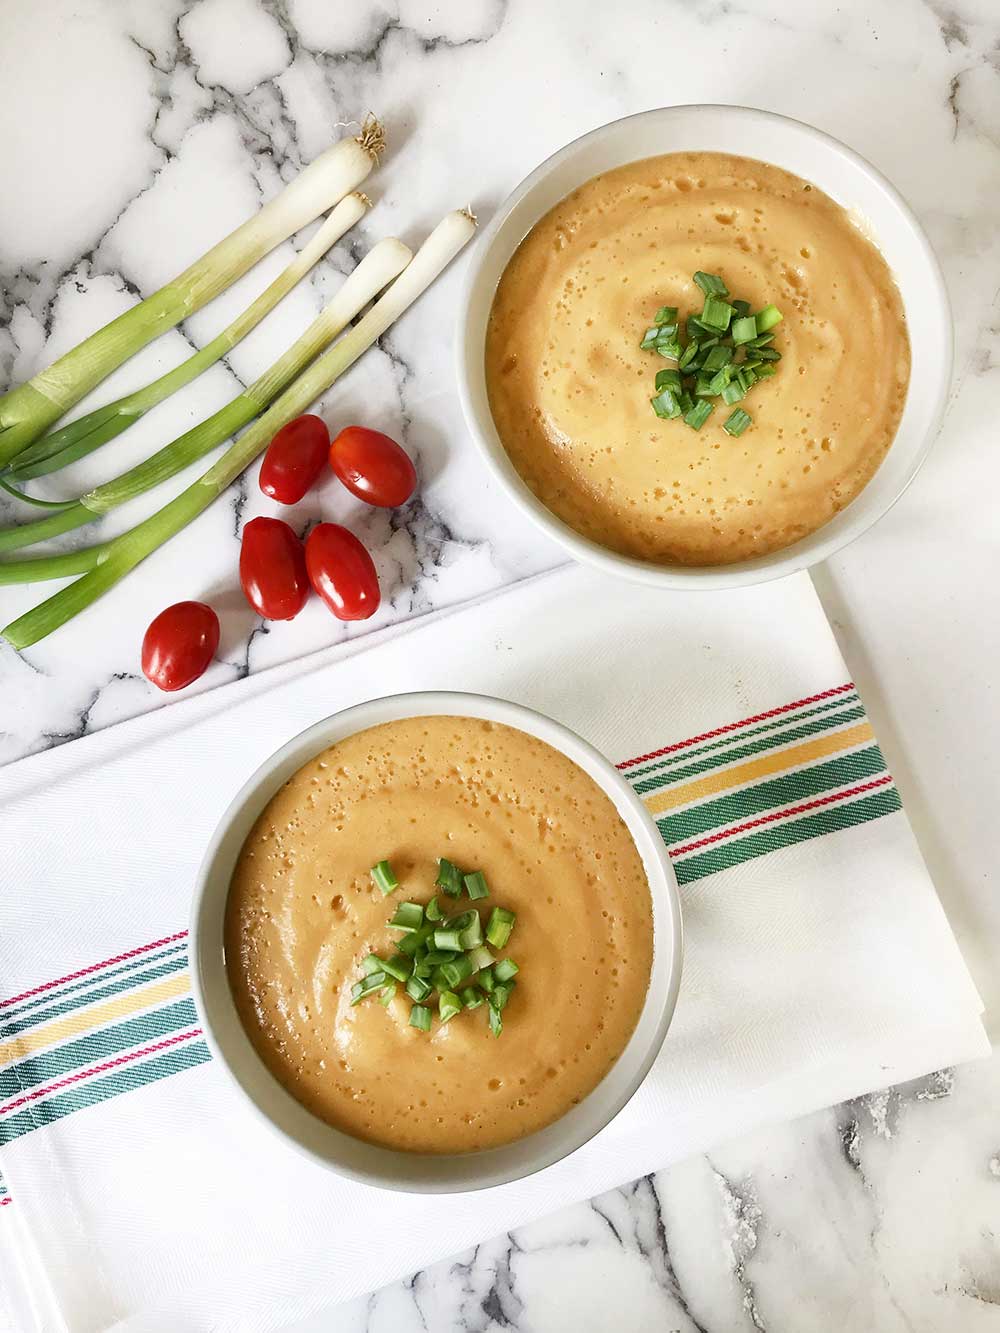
<box><xmin>2</xmin><ymin>0</ymin><xmax>999</xmax><ymax>1329</ymax></box>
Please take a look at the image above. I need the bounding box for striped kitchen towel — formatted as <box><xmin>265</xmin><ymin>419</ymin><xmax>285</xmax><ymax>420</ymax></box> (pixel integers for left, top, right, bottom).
<box><xmin>0</xmin><ymin>566</ymin><xmax>986</xmax><ymax>1333</ymax></box>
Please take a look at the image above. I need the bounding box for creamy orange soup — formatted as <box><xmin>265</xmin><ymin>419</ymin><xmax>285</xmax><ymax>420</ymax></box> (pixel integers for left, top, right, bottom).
<box><xmin>225</xmin><ymin>716</ymin><xmax>652</xmax><ymax>1152</ymax></box>
<box><xmin>486</xmin><ymin>151</ymin><xmax>910</xmax><ymax>565</ymax></box>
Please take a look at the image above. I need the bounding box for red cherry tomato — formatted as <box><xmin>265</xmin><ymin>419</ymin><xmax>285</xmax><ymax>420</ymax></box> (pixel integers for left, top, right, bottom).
<box><xmin>259</xmin><ymin>414</ymin><xmax>329</xmax><ymax>504</ymax></box>
<box><xmin>239</xmin><ymin>517</ymin><xmax>310</xmax><ymax>620</ymax></box>
<box><xmin>329</xmin><ymin>426</ymin><xmax>417</xmax><ymax>508</ymax></box>
<box><xmin>305</xmin><ymin>523</ymin><xmax>380</xmax><ymax>621</ymax></box>
<box><xmin>141</xmin><ymin>601</ymin><xmax>219</xmax><ymax>693</ymax></box>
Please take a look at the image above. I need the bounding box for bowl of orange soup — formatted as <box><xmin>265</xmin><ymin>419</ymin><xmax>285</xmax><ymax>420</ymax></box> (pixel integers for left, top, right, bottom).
<box><xmin>190</xmin><ymin>692</ymin><xmax>683</xmax><ymax>1192</ymax></box>
<box><xmin>458</xmin><ymin>105</ymin><xmax>951</xmax><ymax>588</ymax></box>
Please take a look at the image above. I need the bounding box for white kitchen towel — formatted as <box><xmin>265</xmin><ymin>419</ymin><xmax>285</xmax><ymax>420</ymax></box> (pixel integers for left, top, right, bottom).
<box><xmin>0</xmin><ymin>567</ymin><xmax>987</xmax><ymax>1333</ymax></box>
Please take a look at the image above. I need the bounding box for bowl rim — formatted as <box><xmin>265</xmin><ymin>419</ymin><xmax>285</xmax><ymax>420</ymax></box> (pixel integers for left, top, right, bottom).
<box><xmin>456</xmin><ymin>102</ymin><xmax>953</xmax><ymax>590</ymax></box>
<box><xmin>189</xmin><ymin>689</ymin><xmax>684</xmax><ymax>1193</ymax></box>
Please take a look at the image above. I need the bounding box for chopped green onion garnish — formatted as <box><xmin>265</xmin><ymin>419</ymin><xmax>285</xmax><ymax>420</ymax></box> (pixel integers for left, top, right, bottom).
<box><xmin>370</xmin><ymin>860</ymin><xmax>399</xmax><ymax>896</ymax></box>
<box><xmin>731</xmin><ymin>316</ymin><xmax>757</xmax><ymax>345</ymax></box>
<box><xmin>361</xmin><ymin>954</ymin><xmax>384</xmax><ymax>976</ymax></box>
<box><xmin>755</xmin><ymin>304</ymin><xmax>783</xmax><ymax>333</ymax></box>
<box><xmin>478</xmin><ymin>966</ymin><xmax>496</xmax><ymax>993</ymax></box>
<box><xmin>650</xmin><ymin>389</ymin><xmax>682</xmax><ymax>420</ymax></box>
<box><xmin>723</xmin><ymin>408</ymin><xmax>753</xmax><ymax>437</ymax></box>
<box><xmin>438</xmin><ymin>990</ymin><xmax>462</xmax><ymax>1023</ymax></box>
<box><xmin>684</xmin><ymin>399</ymin><xmax>714</xmax><ymax>430</ymax></box>
<box><xmin>379</xmin><ymin>982</ymin><xmax>396</xmax><ymax>1007</ymax></box>
<box><xmin>351</xmin><ymin>972</ymin><xmax>386</xmax><ymax>1005</ymax></box>
<box><xmin>654</xmin><ymin>368</ymin><xmax>682</xmax><ymax>392</ymax></box>
<box><xmin>655</xmin><ymin>338</ymin><xmax>683</xmax><ymax>361</ymax></box>
<box><xmin>381</xmin><ymin>954</ymin><xmax>412</xmax><ymax>983</ymax></box>
<box><xmin>424</xmin><ymin>896</ymin><xmax>443</xmax><ymax>922</ymax></box>
<box><xmin>701</xmin><ymin>344</ymin><xmax>732</xmax><ymax>372</ymax></box>
<box><xmin>397</xmin><ymin>924</ymin><xmax>432</xmax><ymax>956</ymax></box>
<box><xmin>486</xmin><ymin>907</ymin><xmax>516</xmax><ymax>950</ymax></box>
<box><xmin>389</xmin><ymin>901</ymin><xmax>424</xmax><ymax>933</ymax></box>
<box><xmin>654</xmin><ymin>305</ymin><xmax>679</xmax><ymax>325</ymax></box>
<box><xmin>694</xmin><ymin>271</ymin><xmax>729</xmax><ymax>297</ymax></box>
<box><xmin>490</xmin><ymin>982</ymin><xmax>514</xmax><ymax>1012</ymax></box>
<box><xmin>413</xmin><ymin>955</ymin><xmax>436</xmax><ymax>979</ymax></box>
<box><xmin>463</xmin><ymin>871</ymin><xmax>490</xmax><ymax>901</ymax></box>
<box><xmin>754</xmin><ymin>364</ymin><xmax>777</xmax><ymax>379</ymax></box>
<box><xmin>488</xmin><ymin>1004</ymin><xmax>503</xmax><ymax>1037</ymax></box>
<box><xmin>749</xmin><ymin>332</ymin><xmax>775</xmax><ymax>348</ymax></box>
<box><xmin>721</xmin><ymin>381</ymin><xmax>745</xmax><ymax>405</ymax></box>
<box><xmin>433</xmin><ymin>928</ymin><xmax>463</xmax><ymax>952</ymax></box>
<box><xmin>458</xmin><ymin>914</ymin><xmax>483</xmax><ymax>950</ymax></box>
<box><xmin>732</xmin><ymin>299</ymin><xmax>751</xmax><ymax>318</ymax></box>
<box><xmin>700</xmin><ymin>296</ymin><xmax>734</xmax><ymax>332</ymax></box>
<box><xmin>434</xmin><ymin>955</ymin><xmax>474</xmax><ymax>990</ymax></box>
<box><xmin>461</xmin><ymin>987</ymin><xmax>484</xmax><ymax>1010</ymax></box>
<box><xmin>707</xmin><ymin>366</ymin><xmax>731</xmax><ymax>396</ymax></box>
<box><xmin>436</xmin><ymin>858</ymin><xmax>463</xmax><ymax>897</ymax></box>
<box><xmin>406</xmin><ymin>974</ymin><xmax>432</xmax><ymax>1002</ymax></box>
<box><xmin>467</xmin><ymin>944</ymin><xmax>495</xmax><ymax>973</ymax></box>
<box><xmin>755</xmin><ymin>348</ymin><xmax>781</xmax><ymax>362</ymax></box>
<box><xmin>422</xmin><ymin>948</ymin><xmax>458</xmax><ymax>966</ymax></box>
<box><xmin>678</xmin><ymin>340</ymin><xmax>700</xmax><ymax>372</ymax></box>
<box><xmin>640</xmin><ymin>326</ymin><xmax>662</xmax><ymax>350</ymax></box>
<box><xmin>493</xmin><ymin>959</ymin><xmax>519</xmax><ymax>983</ymax></box>
<box><xmin>409</xmin><ymin>1003</ymin><xmax>432</xmax><ymax>1031</ymax></box>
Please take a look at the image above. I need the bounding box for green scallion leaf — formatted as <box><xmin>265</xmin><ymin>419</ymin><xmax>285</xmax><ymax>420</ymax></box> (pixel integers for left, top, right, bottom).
<box><xmin>655</xmin><ymin>337</ymin><xmax>683</xmax><ymax>361</ymax></box>
<box><xmin>486</xmin><ymin>907</ymin><xmax>516</xmax><ymax>950</ymax></box>
<box><xmin>463</xmin><ymin>871</ymin><xmax>490</xmax><ymax>901</ymax></box>
<box><xmin>678</xmin><ymin>340</ymin><xmax>700</xmax><ymax>372</ymax></box>
<box><xmin>381</xmin><ymin>954</ymin><xmax>412</xmax><ymax>983</ymax></box>
<box><xmin>694</xmin><ymin>271</ymin><xmax>729</xmax><ymax>297</ymax></box>
<box><xmin>700</xmin><ymin>296</ymin><xmax>734</xmax><ymax>332</ymax></box>
<box><xmin>439</xmin><ymin>990</ymin><xmax>462</xmax><ymax>1023</ymax></box>
<box><xmin>490</xmin><ymin>981</ymin><xmax>514</xmax><ymax>1012</ymax></box>
<box><xmin>493</xmin><ymin>959</ymin><xmax>519</xmax><ymax>983</ymax></box>
<box><xmin>684</xmin><ymin>399</ymin><xmax>714</xmax><ymax>430</ymax></box>
<box><xmin>424</xmin><ymin>896</ymin><xmax>443</xmax><ymax>922</ymax></box>
<box><xmin>434</xmin><ymin>955</ymin><xmax>474</xmax><ymax>990</ymax></box>
<box><xmin>755</xmin><ymin>304</ymin><xmax>783</xmax><ymax>332</ymax></box>
<box><xmin>701</xmin><ymin>344</ymin><xmax>732</xmax><ymax>372</ymax></box>
<box><xmin>378</xmin><ymin>982</ymin><xmax>396</xmax><ymax>1007</ymax></box>
<box><xmin>409</xmin><ymin>1003</ymin><xmax>432</xmax><ymax>1031</ymax></box>
<box><xmin>755</xmin><ymin>348</ymin><xmax>782</xmax><ymax>362</ymax></box>
<box><xmin>651</xmin><ymin>388</ymin><xmax>682</xmax><ymax>420</ymax></box>
<box><xmin>436</xmin><ymin>858</ymin><xmax>463</xmax><ymax>897</ymax></box>
<box><xmin>370</xmin><ymin>860</ymin><xmax>399</xmax><ymax>896</ymax></box>
<box><xmin>749</xmin><ymin>332</ymin><xmax>775</xmax><ymax>348</ymax></box>
<box><xmin>461</xmin><ymin>986</ymin><xmax>484</xmax><ymax>1010</ymax></box>
<box><xmin>478</xmin><ymin>966</ymin><xmax>496</xmax><ymax>994</ymax></box>
<box><xmin>723</xmin><ymin>408</ymin><xmax>753</xmax><ymax>437</ymax></box>
<box><xmin>654</xmin><ymin>305</ymin><xmax>679</xmax><ymax>326</ymax></box>
<box><xmin>754</xmin><ymin>364</ymin><xmax>777</xmax><ymax>379</ymax></box>
<box><xmin>351</xmin><ymin>972</ymin><xmax>386</xmax><ymax>1005</ymax></box>
<box><xmin>640</xmin><ymin>326</ymin><xmax>662</xmax><ymax>350</ymax></box>
<box><xmin>721</xmin><ymin>380</ymin><xmax>745</xmax><ymax>405</ymax></box>
<box><xmin>397</xmin><ymin>924</ymin><xmax>433</xmax><ymax>956</ymax></box>
<box><xmin>707</xmin><ymin>366</ymin><xmax>731</xmax><ymax>396</ymax></box>
<box><xmin>731</xmin><ymin>316</ymin><xmax>758</xmax><ymax>345</ymax></box>
<box><xmin>361</xmin><ymin>954</ymin><xmax>384</xmax><ymax>976</ymax></box>
<box><xmin>433</xmin><ymin>928</ymin><xmax>463</xmax><ymax>952</ymax></box>
<box><xmin>389</xmin><ymin>901</ymin><xmax>424</xmax><ymax>933</ymax></box>
<box><xmin>458</xmin><ymin>914</ymin><xmax>484</xmax><ymax>951</ymax></box>
<box><xmin>467</xmin><ymin>944</ymin><xmax>495</xmax><ymax>973</ymax></box>
<box><xmin>654</xmin><ymin>368</ymin><xmax>683</xmax><ymax>392</ymax></box>
<box><xmin>732</xmin><ymin>299</ymin><xmax>751</xmax><ymax>318</ymax></box>
<box><xmin>405</xmin><ymin>974</ymin><xmax>432</xmax><ymax>1003</ymax></box>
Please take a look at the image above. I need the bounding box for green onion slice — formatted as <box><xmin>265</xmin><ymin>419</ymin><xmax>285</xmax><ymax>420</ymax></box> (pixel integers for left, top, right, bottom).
<box><xmin>490</xmin><ymin>981</ymin><xmax>514</xmax><ymax>1012</ymax></box>
<box><xmin>493</xmin><ymin>959</ymin><xmax>519</xmax><ymax>983</ymax></box>
<box><xmin>436</xmin><ymin>858</ymin><xmax>463</xmax><ymax>897</ymax></box>
<box><xmin>694</xmin><ymin>271</ymin><xmax>729</xmax><ymax>297</ymax></box>
<box><xmin>755</xmin><ymin>304</ymin><xmax>783</xmax><ymax>333</ymax></box>
<box><xmin>488</xmin><ymin>1004</ymin><xmax>503</xmax><ymax>1037</ymax></box>
<box><xmin>701</xmin><ymin>344</ymin><xmax>732</xmax><ymax>372</ymax></box>
<box><xmin>654</xmin><ymin>305</ymin><xmax>679</xmax><ymax>325</ymax></box>
<box><xmin>379</xmin><ymin>982</ymin><xmax>396</xmax><ymax>1007</ymax></box>
<box><xmin>381</xmin><ymin>954</ymin><xmax>412</xmax><ymax>983</ymax></box>
<box><xmin>438</xmin><ymin>990</ymin><xmax>462</xmax><ymax>1023</ymax></box>
<box><xmin>486</xmin><ymin>907</ymin><xmax>516</xmax><ymax>950</ymax></box>
<box><xmin>370</xmin><ymin>860</ymin><xmax>399</xmax><ymax>896</ymax></box>
<box><xmin>732</xmin><ymin>299</ymin><xmax>751</xmax><ymax>318</ymax></box>
<box><xmin>461</xmin><ymin>987</ymin><xmax>484</xmax><ymax>1010</ymax></box>
<box><xmin>405</xmin><ymin>974</ymin><xmax>432</xmax><ymax>1002</ymax></box>
<box><xmin>639</xmin><ymin>326</ymin><xmax>662</xmax><ymax>350</ymax></box>
<box><xmin>651</xmin><ymin>389</ymin><xmax>682</xmax><ymax>420</ymax></box>
<box><xmin>467</xmin><ymin>944</ymin><xmax>495</xmax><ymax>973</ymax></box>
<box><xmin>684</xmin><ymin>400</ymin><xmax>714</xmax><ymax>430</ymax></box>
<box><xmin>361</xmin><ymin>954</ymin><xmax>384</xmax><ymax>976</ymax></box>
<box><xmin>731</xmin><ymin>316</ymin><xmax>758</xmax><ymax>345</ymax></box>
<box><xmin>351</xmin><ymin>973</ymin><xmax>386</xmax><ymax>1005</ymax></box>
<box><xmin>389</xmin><ymin>902</ymin><xmax>424</xmax><ymax>933</ymax></box>
<box><xmin>700</xmin><ymin>296</ymin><xmax>734</xmax><ymax>331</ymax></box>
<box><xmin>463</xmin><ymin>871</ymin><xmax>490</xmax><ymax>901</ymax></box>
<box><xmin>721</xmin><ymin>381</ymin><xmax>745</xmax><ymax>405</ymax></box>
<box><xmin>409</xmin><ymin>1003</ymin><xmax>432</xmax><ymax>1031</ymax></box>
<box><xmin>432</xmin><ymin>928</ymin><xmax>463</xmax><ymax>952</ymax></box>
<box><xmin>723</xmin><ymin>408</ymin><xmax>753</xmax><ymax>437</ymax></box>
<box><xmin>654</xmin><ymin>368</ymin><xmax>683</xmax><ymax>392</ymax></box>
<box><xmin>477</xmin><ymin>966</ymin><xmax>496</xmax><ymax>994</ymax></box>
<box><xmin>424</xmin><ymin>896</ymin><xmax>443</xmax><ymax>922</ymax></box>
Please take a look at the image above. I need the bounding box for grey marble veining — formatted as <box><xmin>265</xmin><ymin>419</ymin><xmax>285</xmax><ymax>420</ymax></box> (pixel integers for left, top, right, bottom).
<box><xmin>1</xmin><ymin>0</ymin><xmax>999</xmax><ymax>1329</ymax></box>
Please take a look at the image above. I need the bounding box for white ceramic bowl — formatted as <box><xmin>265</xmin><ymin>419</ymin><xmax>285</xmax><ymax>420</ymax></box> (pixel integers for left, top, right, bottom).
<box><xmin>458</xmin><ymin>104</ymin><xmax>952</xmax><ymax>589</ymax></box>
<box><xmin>190</xmin><ymin>691</ymin><xmax>683</xmax><ymax>1193</ymax></box>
